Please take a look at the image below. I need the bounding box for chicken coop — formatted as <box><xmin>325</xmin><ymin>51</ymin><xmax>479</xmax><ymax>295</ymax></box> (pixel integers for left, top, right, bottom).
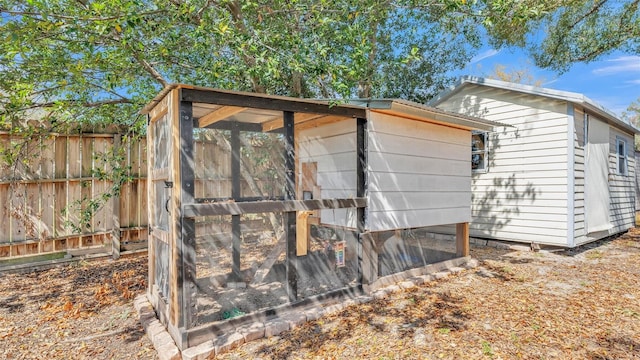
<box><xmin>142</xmin><ymin>85</ymin><xmax>496</xmax><ymax>349</ymax></box>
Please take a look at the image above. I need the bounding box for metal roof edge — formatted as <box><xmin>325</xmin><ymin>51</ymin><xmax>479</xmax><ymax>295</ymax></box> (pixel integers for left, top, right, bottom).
<box><xmin>363</xmin><ymin>98</ymin><xmax>509</xmax><ymax>131</ymax></box>
<box><xmin>427</xmin><ymin>77</ymin><xmax>468</xmax><ymax>107</ymax></box>
<box><xmin>431</xmin><ymin>76</ymin><xmax>640</xmax><ymax>135</ymax></box>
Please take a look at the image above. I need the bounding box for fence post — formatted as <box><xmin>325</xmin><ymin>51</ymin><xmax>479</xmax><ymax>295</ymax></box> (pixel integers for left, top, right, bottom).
<box><xmin>111</xmin><ymin>134</ymin><xmax>122</xmax><ymax>260</ymax></box>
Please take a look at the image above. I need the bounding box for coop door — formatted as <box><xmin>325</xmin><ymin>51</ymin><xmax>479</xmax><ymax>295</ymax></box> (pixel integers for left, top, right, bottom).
<box><xmin>584</xmin><ymin>117</ymin><xmax>612</xmax><ymax>233</ymax></box>
<box><xmin>149</xmin><ymin>113</ymin><xmax>172</xmax><ymax>298</ymax></box>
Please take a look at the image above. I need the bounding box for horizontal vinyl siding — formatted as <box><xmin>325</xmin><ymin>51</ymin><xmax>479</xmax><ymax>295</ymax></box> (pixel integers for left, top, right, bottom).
<box><xmin>607</xmin><ymin>128</ymin><xmax>636</xmax><ymax>234</ymax></box>
<box><xmin>637</xmin><ymin>151</ymin><xmax>640</xmax><ymax>211</ymax></box>
<box><xmin>573</xmin><ymin>108</ymin><xmax>586</xmax><ymax>240</ymax></box>
<box><xmin>469</xmin><ymin>227</ymin><xmax>568</xmax><ymax>243</ymax></box>
<box><xmin>368</xmin><ymin>152</ymin><xmax>470</xmax><ymax>176</ymax></box>
<box><xmin>299</xmin><ymin>119</ymin><xmax>357</xmax><ymax>228</ymax></box>
<box><xmin>369</xmin><ymin>172</ymin><xmax>470</xmax><ymax>192</ymax></box>
<box><xmin>438</xmin><ymin>84</ymin><xmax>570</xmax><ymax>246</ymax></box>
<box><xmin>368</xmin><ymin>208</ymin><xmax>468</xmax><ymax>232</ymax></box>
<box><xmin>366</xmin><ymin>111</ymin><xmax>471</xmax><ymax>231</ymax></box>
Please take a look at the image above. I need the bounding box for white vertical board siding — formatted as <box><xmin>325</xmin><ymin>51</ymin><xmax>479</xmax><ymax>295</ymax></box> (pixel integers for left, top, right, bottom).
<box><xmin>573</xmin><ymin>110</ymin><xmax>636</xmax><ymax>245</ymax></box>
<box><xmin>366</xmin><ymin>111</ymin><xmax>472</xmax><ymax>232</ymax></box>
<box><xmin>437</xmin><ymin>84</ymin><xmax>570</xmax><ymax>245</ymax></box>
<box><xmin>298</xmin><ymin>119</ymin><xmax>357</xmax><ymax>228</ymax></box>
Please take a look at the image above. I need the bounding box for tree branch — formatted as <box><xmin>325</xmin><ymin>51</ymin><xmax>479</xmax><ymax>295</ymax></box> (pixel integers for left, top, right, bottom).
<box><xmin>569</xmin><ymin>0</ymin><xmax>608</xmax><ymax>29</ymax></box>
<box><xmin>18</xmin><ymin>98</ymin><xmax>134</xmax><ymax>111</ymax></box>
<box><xmin>129</xmin><ymin>51</ymin><xmax>169</xmax><ymax>88</ymax></box>
<box><xmin>0</xmin><ymin>9</ymin><xmax>166</xmax><ymax>22</ymax></box>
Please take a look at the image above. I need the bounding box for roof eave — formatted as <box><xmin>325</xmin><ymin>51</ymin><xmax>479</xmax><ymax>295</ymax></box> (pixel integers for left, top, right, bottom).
<box><xmin>361</xmin><ymin>98</ymin><xmax>505</xmax><ymax>131</ymax></box>
<box><xmin>431</xmin><ymin>76</ymin><xmax>640</xmax><ymax>135</ymax></box>
<box><xmin>581</xmin><ymin>100</ymin><xmax>640</xmax><ymax>134</ymax></box>
<box><xmin>388</xmin><ymin>101</ymin><xmax>495</xmax><ymax>131</ymax></box>
<box><xmin>141</xmin><ymin>84</ymin><xmax>367</xmax><ymax>118</ymax></box>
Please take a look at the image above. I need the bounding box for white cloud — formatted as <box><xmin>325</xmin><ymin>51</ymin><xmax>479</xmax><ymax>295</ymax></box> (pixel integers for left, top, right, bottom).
<box><xmin>592</xmin><ymin>56</ymin><xmax>640</xmax><ymax>75</ymax></box>
<box><xmin>470</xmin><ymin>49</ymin><xmax>500</xmax><ymax>64</ymax></box>
<box><xmin>626</xmin><ymin>79</ymin><xmax>640</xmax><ymax>85</ymax></box>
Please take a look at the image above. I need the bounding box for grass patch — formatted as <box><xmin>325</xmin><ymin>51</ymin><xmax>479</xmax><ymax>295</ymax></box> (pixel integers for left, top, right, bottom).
<box><xmin>500</xmin><ymin>266</ymin><xmax>515</xmax><ymax>275</ymax></box>
<box><xmin>585</xmin><ymin>250</ymin><xmax>603</xmax><ymax>260</ymax></box>
<box><xmin>481</xmin><ymin>340</ymin><xmax>494</xmax><ymax>357</ymax></box>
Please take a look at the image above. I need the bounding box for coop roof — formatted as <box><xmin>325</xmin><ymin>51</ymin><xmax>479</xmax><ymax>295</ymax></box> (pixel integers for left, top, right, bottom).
<box><xmin>347</xmin><ymin>98</ymin><xmax>507</xmax><ymax>131</ymax></box>
<box><xmin>142</xmin><ymin>84</ymin><xmax>502</xmax><ymax>132</ymax></box>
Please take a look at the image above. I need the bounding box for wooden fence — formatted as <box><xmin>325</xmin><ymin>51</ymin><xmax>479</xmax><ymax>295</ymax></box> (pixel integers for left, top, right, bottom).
<box><xmin>0</xmin><ymin>130</ymin><xmax>283</xmax><ymax>260</ymax></box>
<box><xmin>0</xmin><ymin>132</ymin><xmax>148</xmax><ymax>259</ymax></box>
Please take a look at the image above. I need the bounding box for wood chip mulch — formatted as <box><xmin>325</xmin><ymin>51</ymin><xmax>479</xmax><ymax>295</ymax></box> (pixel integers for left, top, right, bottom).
<box><xmin>2</xmin><ymin>229</ymin><xmax>640</xmax><ymax>360</ymax></box>
<box><xmin>0</xmin><ymin>255</ymin><xmax>155</xmax><ymax>360</ymax></box>
<box><xmin>220</xmin><ymin>230</ymin><xmax>640</xmax><ymax>360</ymax></box>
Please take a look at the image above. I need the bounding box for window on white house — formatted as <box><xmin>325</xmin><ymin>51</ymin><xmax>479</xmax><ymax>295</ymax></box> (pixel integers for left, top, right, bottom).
<box><xmin>472</xmin><ymin>131</ymin><xmax>488</xmax><ymax>172</ymax></box>
<box><xmin>583</xmin><ymin>113</ymin><xmax>589</xmax><ymax>147</ymax></box>
<box><xmin>616</xmin><ymin>137</ymin><xmax>628</xmax><ymax>175</ymax></box>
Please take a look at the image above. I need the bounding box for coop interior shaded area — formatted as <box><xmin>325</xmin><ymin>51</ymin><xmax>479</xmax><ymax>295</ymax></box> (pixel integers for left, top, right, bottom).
<box><xmin>293</xmin><ymin>207</ymin><xmax>360</xmax><ymax>300</ymax></box>
<box><xmin>194</xmin><ymin>213</ymin><xmax>286</xmax><ymax>325</ymax></box>
<box><xmin>193</xmin><ymin>209</ymin><xmax>358</xmax><ymax>325</ymax></box>
<box><xmin>375</xmin><ymin>226</ymin><xmax>458</xmax><ymax>277</ymax></box>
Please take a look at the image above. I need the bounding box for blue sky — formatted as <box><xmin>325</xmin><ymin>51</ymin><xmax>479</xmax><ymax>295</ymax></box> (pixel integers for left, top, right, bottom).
<box><xmin>455</xmin><ymin>48</ymin><xmax>640</xmax><ymax>117</ymax></box>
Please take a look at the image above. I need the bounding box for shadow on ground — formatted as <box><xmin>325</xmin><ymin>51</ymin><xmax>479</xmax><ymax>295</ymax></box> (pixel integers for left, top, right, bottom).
<box><xmin>253</xmin><ymin>289</ymin><xmax>469</xmax><ymax>359</ymax></box>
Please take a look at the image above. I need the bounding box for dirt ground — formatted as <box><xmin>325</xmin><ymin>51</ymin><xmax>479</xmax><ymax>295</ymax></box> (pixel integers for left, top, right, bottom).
<box><xmin>1</xmin><ymin>229</ymin><xmax>639</xmax><ymax>359</ymax></box>
<box><xmin>0</xmin><ymin>256</ymin><xmax>155</xmax><ymax>360</ymax></box>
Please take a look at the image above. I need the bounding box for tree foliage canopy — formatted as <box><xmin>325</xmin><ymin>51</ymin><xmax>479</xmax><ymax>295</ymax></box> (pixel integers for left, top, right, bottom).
<box><xmin>1</xmin><ymin>0</ymin><xmax>637</xmax><ymax>133</ymax></box>
<box><xmin>486</xmin><ymin>0</ymin><xmax>639</xmax><ymax>72</ymax></box>
<box><xmin>0</xmin><ymin>0</ymin><xmax>502</xmax><ymax>132</ymax></box>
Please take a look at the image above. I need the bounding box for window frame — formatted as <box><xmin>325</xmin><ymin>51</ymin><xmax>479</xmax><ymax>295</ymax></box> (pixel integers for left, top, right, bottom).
<box><xmin>471</xmin><ymin>131</ymin><xmax>489</xmax><ymax>173</ymax></box>
<box><xmin>616</xmin><ymin>136</ymin><xmax>628</xmax><ymax>176</ymax></box>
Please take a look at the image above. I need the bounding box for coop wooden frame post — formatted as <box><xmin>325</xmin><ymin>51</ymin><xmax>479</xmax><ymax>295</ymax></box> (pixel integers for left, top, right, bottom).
<box><xmin>456</xmin><ymin>222</ymin><xmax>470</xmax><ymax>257</ymax></box>
<box><xmin>146</xmin><ymin>114</ymin><xmax>156</xmax><ymax>296</ymax></box>
<box><xmin>284</xmin><ymin>110</ymin><xmax>298</xmax><ymax>302</ymax></box>
<box><xmin>177</xmin><ymin>98</ymin><xmax>197</xmax><ymax>338</ymax></box>
<box><xmin>230</xmin><ymin>125</ymin><xmax>242</xmax><ymax>282</ymax></box>
<box><xmin>356</xmin><ymin>117</ymin><xmax>368</xmax><ymax>286</ymax></box>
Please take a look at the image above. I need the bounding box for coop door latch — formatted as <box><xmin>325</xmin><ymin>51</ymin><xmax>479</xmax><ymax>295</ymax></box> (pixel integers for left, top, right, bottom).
<box><xmin>164</xmin><ymin>181</ymin><xmax>173</xmax><ymax>215</ymax></box>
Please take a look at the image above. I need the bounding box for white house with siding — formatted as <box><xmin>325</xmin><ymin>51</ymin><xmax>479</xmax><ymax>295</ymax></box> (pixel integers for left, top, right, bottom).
<box><xmin>430</xmin><ymin>76</ymin><xmax>639</xmax><ymax>247</ymax></box>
